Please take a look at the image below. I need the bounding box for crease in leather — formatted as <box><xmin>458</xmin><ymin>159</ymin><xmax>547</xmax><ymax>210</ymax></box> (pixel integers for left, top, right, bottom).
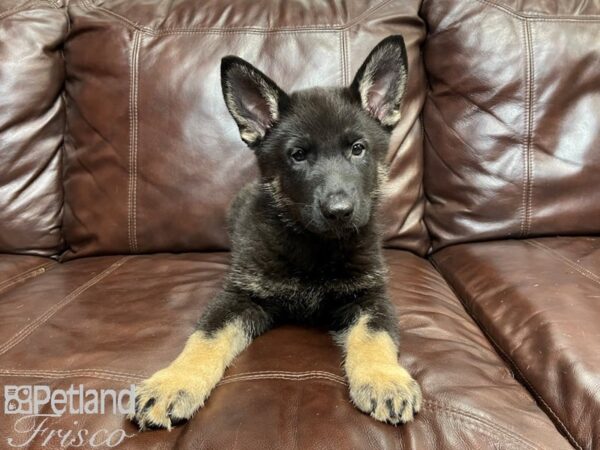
<box><xmin>0</xmin><ymin>256</ymin><xmax>133</xmax><ymax>357</ymax></box>
<box><xmin>425</xmin><ymin>403</ymin><xmax>536</xmax><ymax>450</ymax></box>
<box><xmin>0</xmin><ymin>262</ymin><xmax>56</xmax><ymax>295</ymax></box>
<box><xmin>423</xmin><ymin>98</ymin><xmax>522</xmax><ymax>216</ymax></box>
<box><xmin>423</xmin><ymin>126</ymin><xmax>468</xmax><ymax>185</ymax></box>
<box><xmin>218</xmin><ymin>375</ymin><xmax>545</xmax><ymax>449</ymax></box>
<box><xmin>430</xmin><ymin>255</ymin><xmax>584</xmax><ymax>450</ymax></box>
<box><xmin>427</xmin><ymin>93</ymin><xmax>495</xmax><ymax>173</ymax></box>
<box><xmin>78</xmin><ymin>0</ymin><xmax>395</xmax><ymax>34</ymax></box>
<box><xmin>526</xmin><ymin>239</ymin><xmax>600</xmax><ymax>286</ymax></box>
<box><xmin>428</xmin><ymin>77</ymin><xmax>517</xmax><ymax>133</ymax></box>
<box><xmin>423</xmin><ymin>399</ymin><xmax>538</xmax><ymax>449</ymax></box>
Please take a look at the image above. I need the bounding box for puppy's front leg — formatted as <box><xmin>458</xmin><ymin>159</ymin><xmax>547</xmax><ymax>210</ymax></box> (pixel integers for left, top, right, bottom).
<box><xmin>335</xmin><ymin>300</ymin><xmax>422</xmax><ymax>425</ymax></box>
<box><xmin>131</xmin><ymin>289</ymin><xmax>270</xmax><ymax>430</ymax></box>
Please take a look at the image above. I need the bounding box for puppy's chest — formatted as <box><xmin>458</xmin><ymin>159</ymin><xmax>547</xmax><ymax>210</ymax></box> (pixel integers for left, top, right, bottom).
<box><xmin>230</xmin><ymin>256</ymin><xmax>385</xmax><ymax>303</ymax></box>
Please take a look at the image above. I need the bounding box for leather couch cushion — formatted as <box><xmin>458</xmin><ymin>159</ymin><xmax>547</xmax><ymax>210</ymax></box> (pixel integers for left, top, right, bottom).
<box><xmin>61</xmin><ymin>0</ymin><xmax>429</xmax><ymax>260</ymax></box>
<box><xmin>433</xmin><ymin>237</ymin><xmax>600</xmax><ymax>449</ymax></box>
<box><xmin>421</xmin><ymin>0</ymin><xmax>600</xmax><ymax>250</ymax></box>
<box><xmin>0</xmin><ymin>250</ymin><xmax>570</xmax><ymax>448</ymax></box>
<box><xmin>0</xmin><ymin>0</ymin><xmax>66</xmax><ymax>256</ymax></box>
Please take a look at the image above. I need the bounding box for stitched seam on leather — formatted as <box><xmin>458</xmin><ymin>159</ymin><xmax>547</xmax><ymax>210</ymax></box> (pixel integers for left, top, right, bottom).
<box><xmin>223</xmin><ymin>370</ymin><xmax>346</xmax><ymax>382</ymax></box>
<box><xmin>128</xmin><ymin>31</ymin><xmax>141</xmax><ymax>253</ymax></box>
<box><xmin>0</xmin><ymin>262</ymin><xmax>55</xmax><ymax>294</ymax></box>
<box><xmin>0</xmin><ymin>5</ymin><xmax>37</xmax><ymax>20</ymax></box>
<box><xmin>140</xmin><ymin>29</ymin><xmax>341</xmax><ymax>37</ymax></box>
<box><xmin>0</xmin><ymin>369</ymin><xmax>144</xmax><ymax>382</ymax></box>
<box><xmin>127</xmin><ymin>32</ymin><xmax>133</xmax><ymax>252</ymax></box>
<box><xmin>79</xmin><ymin>0</ymin><xmax>393</xmax><ymax>34</ymax></box>
<box><xmin>0</xmin><ymin>369</ymin><xmax>345</xmax><ymax>383</ymax></box>
<box><xmin>526</xmin><ymin>240</ymin><xmax>600</xmax><ymax>285</ymax></box>
<box><xmin>0</xmin><ymin>372</ymin><xmax>140</xmax><ymax>383</ymax></box>
<box><xmin>0</xmin><ymin>368</ymin><xmax>148</xmax><ymax>378</ymax></box>
<box><xmin>338</xmin><ymin>33</ymin><xmax>344</xmax><ymax>86</ymax></box>
<box><xmin>519</xmin><ymin>19</ymin><xmax>527</xmax><ymax>236</ymax></box>
<box><xmin>474</xmin><ymin>0</ymin><xmax>600</xmax><ymax>21</ymax></box>
<box><xmin>429</xmin><ymin>256</ymin><xmax>583</xmax><ymax>450</ymax></box>
<box><xmin>340</xmin><ymin>29</ymin><xmax>349</xmax><ymax>85</ymax></box>
<box><xmin>344</xmin><ymin>30</ymin><xmax>351</xmax><ymax>86</ymax></box>
<box><xmin>0</xmin><ymin>1</ymin><xmax>60</xmax><ymax>20</ymax></box>
<box><xmin>0</xmin><ymin>256</ymin><xmax>132</xmax><ymax>357</ymax></box>
<box><xmin>219</xmin><ymin>374</ymin><xmax>347</xmax><ymax>387</ymax></box>
<box><xmin>525</xmin><ymin>21</ymin><xmax>535</xmax><ymax>236</ymax></box>
<box><xmin>520</xmin><ymin>19</ymin><xmax>534</xmax><ymax>237</ymax></box>
<box><xmin>133</xmin><ymin>33</ymin><xmax>141</xmax><ymax>253</ymax></box>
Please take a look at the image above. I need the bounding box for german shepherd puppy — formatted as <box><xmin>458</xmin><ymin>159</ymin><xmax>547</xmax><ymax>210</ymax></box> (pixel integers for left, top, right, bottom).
<box><xmin>131</xmin><ymin>35</ymin><xmax>421</xmax><ymax>430</ymax></box>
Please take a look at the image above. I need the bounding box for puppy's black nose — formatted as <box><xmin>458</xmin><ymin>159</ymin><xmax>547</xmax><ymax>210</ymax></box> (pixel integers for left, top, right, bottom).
<box><xmin>321</xmin><ymin>197</ymin><xmax>354</xmax><ymax>222</ymax></box>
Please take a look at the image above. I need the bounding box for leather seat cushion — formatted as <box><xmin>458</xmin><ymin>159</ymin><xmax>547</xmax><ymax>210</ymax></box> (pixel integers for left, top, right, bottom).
<box><xmin>0</xmin><ymin>250</ymin><xmax>570</xmax><ymax>448</ymax></box>
<box><xmin>433</xmin><ymin>237</ymin><xmax>600</xmax><ymax>449</ymax></box>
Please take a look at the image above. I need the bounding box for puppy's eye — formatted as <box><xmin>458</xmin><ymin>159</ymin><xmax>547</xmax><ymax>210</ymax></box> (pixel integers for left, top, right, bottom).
<box><xmin>290</xmin><ymin>148</ymin><xmax>307</xmax><ymax>162</ymax></box>
<box><xmin>351</xmin><ymin>142</ymin><xmax>366</xmax><ymax>157</ymax></box>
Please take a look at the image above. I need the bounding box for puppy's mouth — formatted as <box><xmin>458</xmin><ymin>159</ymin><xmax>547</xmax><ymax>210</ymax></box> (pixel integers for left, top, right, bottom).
<box><xmin>298</xmin><ymin>205</ymin><xmax>369</xmax><ymax>239</ymax></box>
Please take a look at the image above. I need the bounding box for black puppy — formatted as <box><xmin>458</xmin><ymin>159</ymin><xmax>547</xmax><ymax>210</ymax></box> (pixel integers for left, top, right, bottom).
<box><xmin>131</xmin><ymin>35</ymin><xmax>421</xmax><ymax>430</ymax></box>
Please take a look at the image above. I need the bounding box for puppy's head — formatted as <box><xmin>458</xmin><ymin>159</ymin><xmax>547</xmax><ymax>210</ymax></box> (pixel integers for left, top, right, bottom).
<box><xmin>221</xmin><ymin>36</ymin><xmax>408</xmax><ymax>238</ymax></box>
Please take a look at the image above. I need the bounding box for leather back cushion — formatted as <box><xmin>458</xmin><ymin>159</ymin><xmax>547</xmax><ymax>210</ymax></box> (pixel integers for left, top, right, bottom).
<box><xmin>0</xmin><ymin>1</ymin><xmax>66</xmax><ymax>256</ymax></box>
<box><xmin>422</xmin><ymin>0</ymin><xmax>600</xmax><ymax>251</ymax></box>
<box><xmin>62</xmin><ymin>0</ymin><xmax>429</xmax><ymax>260</ymax></box>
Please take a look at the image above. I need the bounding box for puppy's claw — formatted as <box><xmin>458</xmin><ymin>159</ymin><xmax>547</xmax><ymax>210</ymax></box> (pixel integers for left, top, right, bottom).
<box><xmin>349</xmin><ymin>367</ymin><xmax>422</xmax><ymax>425</ymax></box>
<box><xmin>130</xmin><ymin>368</ymin><xmax>206</xmax><ymax>431</ymax></box>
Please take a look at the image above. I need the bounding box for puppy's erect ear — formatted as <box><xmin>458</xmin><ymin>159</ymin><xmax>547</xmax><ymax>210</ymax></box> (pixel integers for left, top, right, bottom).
<box><xmin>350</xmin><ymin>35</ymin><xmax>409</xmax><ymax>128</ymax></box>
<box><xmin>221</xmin><ymin>56</ymin><xmax>288</xmax><ymax>147</ymax></box>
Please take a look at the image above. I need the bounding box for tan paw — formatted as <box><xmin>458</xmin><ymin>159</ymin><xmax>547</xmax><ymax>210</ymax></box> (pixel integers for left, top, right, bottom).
<box><xmin>349</xmin><ymin>364</ymin><xmax>422</xmax><ymax>425</ymax></box>
<box><xmin>129</xmin><ymin>325</ymin><xmax>250</xmax><ymax>430</ymax></box>
<box><xmin>129</xmin><ymin>366</ymin><xmax>210</xmax><ymax>430</ymax></box>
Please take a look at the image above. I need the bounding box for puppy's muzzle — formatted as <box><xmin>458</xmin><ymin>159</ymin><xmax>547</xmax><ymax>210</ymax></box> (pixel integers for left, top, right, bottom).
<box><xmin>320</xmin><ymin>193</ymin><xmax>355</xmax><ymax>223</ymax></box>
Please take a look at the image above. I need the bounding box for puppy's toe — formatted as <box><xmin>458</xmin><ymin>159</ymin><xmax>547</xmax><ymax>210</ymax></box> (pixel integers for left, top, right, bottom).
<box><xmin>130</xmin><ymin>369</ymin><xmax>206</xmax><ymax>431</ymax></box>
<box><xmin>349</xmin><ymin>365</ymin><xmax>422</xmax><ymax>425</ymax></box>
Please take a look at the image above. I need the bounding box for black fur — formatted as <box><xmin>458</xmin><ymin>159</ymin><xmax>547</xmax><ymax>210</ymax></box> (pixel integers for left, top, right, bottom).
<box><xmin>131</xmin><ymin>36</ymin><xmax>418</xmax><ymax>431</ymax></box>
<box><xmin>200</xmin><ymin>35</ymin><xmax>409</xmax><ymax>342</ymax></box>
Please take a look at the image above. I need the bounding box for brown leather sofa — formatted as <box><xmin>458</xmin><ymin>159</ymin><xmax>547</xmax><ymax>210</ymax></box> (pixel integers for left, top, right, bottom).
<box><xmin>0</xmin><ymin>0</ymin><xmax>597</xmax><ymax>448</ymax></box>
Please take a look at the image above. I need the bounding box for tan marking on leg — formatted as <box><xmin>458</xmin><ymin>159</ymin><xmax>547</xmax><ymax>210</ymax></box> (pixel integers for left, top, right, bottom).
<box><xmin>131</xmin><ymin>320</ymin><xmax>250</xmax><ymax>430</ymax></box>
<box><xmin>341</xmin><ymin>314</ymin><xmax>422</xmax><ymax>424</ymax></box>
